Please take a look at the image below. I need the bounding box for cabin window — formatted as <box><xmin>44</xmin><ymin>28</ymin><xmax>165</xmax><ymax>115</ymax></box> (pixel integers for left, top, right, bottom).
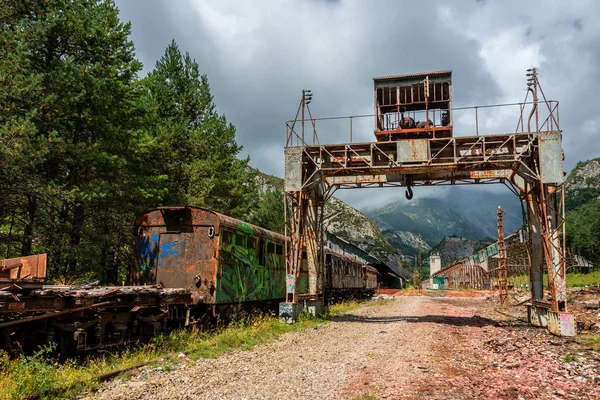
<box><xmin>267</xmin><ymin>242</ymin><xmax>275</xmax><ymax>254</ymax></box>
<box><xmin>247</xmin><ymin>237</ymin><xmax>256</xmax><ymax>250</ymax></box>
<box><xmin>276</xmin><ymin>244</ymin><xmax>283</xmax><ymax>255</ymax></box>
<box><xmin>234</xmin><ymin>235</ymin><xmax>246</xmax><ymax>247</ymax></box>
<box><xmin>162</xmin><ymin>208</ymin><xmax>186</xmax><ymax>233</ymax></box>
<box><xmin>222</xmin><ymin>230</ymin><xmax>233</xmax><ymax>245</ymax></box>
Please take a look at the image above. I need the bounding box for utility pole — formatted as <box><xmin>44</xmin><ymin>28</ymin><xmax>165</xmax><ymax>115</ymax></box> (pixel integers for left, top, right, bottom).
<box><xmin>497</xmin><ymin>206</ymin><xmax>509</xmax><ymax>308</ymax></box>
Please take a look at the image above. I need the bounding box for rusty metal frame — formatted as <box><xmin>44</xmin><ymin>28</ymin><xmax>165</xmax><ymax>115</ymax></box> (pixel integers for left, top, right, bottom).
<box><xmin>283</xmin><ymin>69</ymin><xmax>572</xmax><ymax>335</ymax></box>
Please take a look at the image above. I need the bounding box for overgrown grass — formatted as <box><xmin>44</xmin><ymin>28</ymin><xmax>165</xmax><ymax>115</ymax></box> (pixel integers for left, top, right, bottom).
<box><xmin>564</xmin><ymin>270</ymin><xmax>600</xmax><ymax>287</ymax></box>
<box><xmin>494</xmin><ymin>270</ymin><xmax>600</xmax><ymax>289</ymax></box>
<box><xmin>0</xmin><ymin>300</ymin><xmax>365</xmax><ymax>400</ymax></box>
<box><xmin>585</xmin><ymin>335</ymin><xmax>600</xmax><ymax>353</ymax></box>
<box><xmin>328</xmin><ymin>299</ymin><xmax>361</xmax><ymax>315</ymax></box>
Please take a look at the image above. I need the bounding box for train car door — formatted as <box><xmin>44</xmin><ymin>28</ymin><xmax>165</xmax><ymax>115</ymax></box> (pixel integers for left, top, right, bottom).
<box><xmin>156</xmin><ymin>228</ymin><xmax>215</xmax><ymax>289</ymax></box>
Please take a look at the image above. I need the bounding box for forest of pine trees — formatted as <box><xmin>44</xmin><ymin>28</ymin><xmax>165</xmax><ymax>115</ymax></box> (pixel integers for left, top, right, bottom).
<box><xmin>0</xmin><ymin>0</ymin><xmax>280</xmax><ymax>284</ymax></box>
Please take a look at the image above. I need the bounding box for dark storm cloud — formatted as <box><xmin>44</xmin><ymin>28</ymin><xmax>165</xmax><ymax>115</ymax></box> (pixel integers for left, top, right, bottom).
<box><xmin>114</xmin><ymin>0</ymin><xmax>600</xmax><ymax>210</ymax></box>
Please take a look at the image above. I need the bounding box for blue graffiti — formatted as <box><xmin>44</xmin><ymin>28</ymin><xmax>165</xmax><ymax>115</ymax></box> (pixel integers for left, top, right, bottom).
<box><xmin>160</xmin><ymin>241</ymin><xmax>181</xmax><ymax>257</ymax></box>
<box><xmin>136</xmin><ymin>235</ymin><xmax>158</xmax><ymax>262</ymax></box>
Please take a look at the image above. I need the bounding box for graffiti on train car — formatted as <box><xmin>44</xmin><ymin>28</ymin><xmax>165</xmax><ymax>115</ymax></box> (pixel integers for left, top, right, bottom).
<box><xmin>135</xmin><ymin>233</ymin><xmax>159</xmax><ymax>275</ymax></box>
<box><xmin>217</xmin><ymin>224</ymin><xmax>286</xmax><ymax>303</ymax></box>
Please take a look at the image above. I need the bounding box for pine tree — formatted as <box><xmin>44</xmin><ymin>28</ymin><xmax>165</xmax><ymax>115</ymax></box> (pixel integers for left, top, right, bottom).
<box><xmin>145</xmin><ymin>40</ymin><xmax>258</xmax><ymax>218</ymax></box>
<box><xmin>0</xmin><ymin>0</ymin><xmax>162</xmax><ymax>281</ymax></box>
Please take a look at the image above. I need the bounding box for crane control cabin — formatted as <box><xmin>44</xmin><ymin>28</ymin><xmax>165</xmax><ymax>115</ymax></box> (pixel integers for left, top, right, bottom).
<box><xmin>374</xmin><ymin>70</ymin><xmax>453</xmax><ymax>141</ymax></box>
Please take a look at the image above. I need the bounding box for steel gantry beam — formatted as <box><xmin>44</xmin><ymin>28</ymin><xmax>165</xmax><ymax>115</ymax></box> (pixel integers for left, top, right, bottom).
<box><xmin>280</xmin><ymin>69</ymin><xmax>574</xmax><ymax>336</ymax></box>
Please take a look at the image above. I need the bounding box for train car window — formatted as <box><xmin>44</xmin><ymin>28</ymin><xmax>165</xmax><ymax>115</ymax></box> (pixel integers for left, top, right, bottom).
<box><xmin>267</xmin><ymin>242</ymin><xmax>275</xmax><ymax>254</ymax></box>
<box><xmin>161</xmin><ymin>208</ymin><xmax>186</xmax><ymax>233</ymax></box>
<box><xmin>276</xmin><ymin>244</ymin><xmax>283</xmax><ymax>255</ymax></box>
<box><xmin>234</xmin><ymin>234</ymin><xmax>246</xmax><ymax>247</ymax></box>
<box><xmin>222</xmin><ymin>230</ymin><xmax>233</xmax><ymax>245</ymax></box>
<box><xmin>246</xmin><ymin>237</ymin><xmax>256</xmax><ymax>250</ymax></box>
<box><xmin>258</xmin><ymin>238</ymin><xmax>265</xmax><ymax>265</ymax></box>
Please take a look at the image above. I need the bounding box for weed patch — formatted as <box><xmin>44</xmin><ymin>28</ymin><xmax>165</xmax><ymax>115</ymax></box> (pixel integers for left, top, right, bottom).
<box><xmin>562</xmin><ymin>354</ymin><xmax>579</xmax><ymax>363</ymax></box>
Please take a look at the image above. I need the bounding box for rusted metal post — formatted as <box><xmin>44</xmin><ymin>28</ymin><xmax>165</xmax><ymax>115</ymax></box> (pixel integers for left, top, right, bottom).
<box><xmin>497</xmin><ymin>206</ymin><xmax>509</xmax><ymax>308</ymax></box>
<box><xmin>526</xmin><ymin>191</ymin><xmax>544</xmax><ymax>303</ymax></box>
<box><xmin>306</xmin><ymin>198</ymin><xmax>321</xmax><ymax>296</ymax></box>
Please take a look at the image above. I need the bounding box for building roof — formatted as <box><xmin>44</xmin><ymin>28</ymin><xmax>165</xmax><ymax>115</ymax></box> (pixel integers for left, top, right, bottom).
<box><xmin>373</xmin><ymin>70</ymin><xmax>452</xmax><ymax>81</ymax></box>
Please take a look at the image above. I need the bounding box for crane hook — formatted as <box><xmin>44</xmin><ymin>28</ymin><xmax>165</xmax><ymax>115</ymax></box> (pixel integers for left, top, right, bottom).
<box><xmin>405</xmin><ymin>185</ymin><xmax>413</xmax><ymax>200</ymax></box>
<box><xmin>405</xmin><ymin>175</ymin><xmax>414</xmax><ymax>200</ymax></box>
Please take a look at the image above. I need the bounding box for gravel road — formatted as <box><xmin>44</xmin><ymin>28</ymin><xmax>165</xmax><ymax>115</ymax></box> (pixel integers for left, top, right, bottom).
<box><xmin>84</xmin><ymin>296</ymin><xmax>600</xmax><ymax>400</ymax></box>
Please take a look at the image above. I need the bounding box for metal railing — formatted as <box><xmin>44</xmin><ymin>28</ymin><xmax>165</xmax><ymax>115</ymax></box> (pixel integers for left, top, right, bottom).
<box><xmin>285</xmin><ymin>100</ymin><xmax>560</xmax><ymax>147</ymax></box>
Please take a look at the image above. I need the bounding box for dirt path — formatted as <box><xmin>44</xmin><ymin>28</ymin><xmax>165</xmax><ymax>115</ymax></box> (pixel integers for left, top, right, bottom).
<box><xmin>85</xmin><ymin>296</ymin><xmax>600</xmax><ymax>400</ymax></box>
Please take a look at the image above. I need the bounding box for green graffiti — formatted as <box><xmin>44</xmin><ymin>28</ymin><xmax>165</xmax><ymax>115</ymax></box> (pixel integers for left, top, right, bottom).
<box><xmin>216</xmin><ymin>230</ymin><xmax>286</xmax><ymax>303</ymax></box>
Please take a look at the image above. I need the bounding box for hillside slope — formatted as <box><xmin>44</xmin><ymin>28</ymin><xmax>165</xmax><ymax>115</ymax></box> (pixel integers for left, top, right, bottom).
<box><xmin>565</xmin><ymin>157</ymin><xmax>600</xmax><ymax>211</ymax></box>
<box><xmin>432</xmin><ymin>236</ymin><xmax>495</xmax><ymax>267</ymax></box>
<box><xmin>565</xmin><ymin>157</ymin><xmax>600</xmax><ymax>265</ymax></box>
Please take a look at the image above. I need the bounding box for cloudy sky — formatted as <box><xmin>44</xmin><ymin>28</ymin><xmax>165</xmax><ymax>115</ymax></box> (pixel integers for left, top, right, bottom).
<box><xmin>114</xmin><ymin>0</ymin><xmax>600</xmax><ymax>210</ymax></box>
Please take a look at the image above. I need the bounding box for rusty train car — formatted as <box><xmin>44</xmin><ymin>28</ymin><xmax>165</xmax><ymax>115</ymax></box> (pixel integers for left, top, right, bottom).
<box><xmin>132</xmin><ymin>206</ymin><xmax>377</xmax><ymax>311</ymax></box>
<box><xmin>326</xmin><ymin>250</ymin><xmax>378</xmax><ymax>297</ymax></box>
<box><xmin>132</xmin><ymin>206</ymin><xmax>305</xmax><ymax>314</ymax></box>
<box><xmin>0</xmin><ymin>206</ymin><xmax>377</xmax><ymax>355</ymax></box>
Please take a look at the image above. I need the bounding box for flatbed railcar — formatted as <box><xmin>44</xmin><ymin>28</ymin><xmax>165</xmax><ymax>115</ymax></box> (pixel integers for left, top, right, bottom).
<box><xmin>0</xmin><ymin>281</ymin><xmax>192</xmax><ymax>355</ymax></box>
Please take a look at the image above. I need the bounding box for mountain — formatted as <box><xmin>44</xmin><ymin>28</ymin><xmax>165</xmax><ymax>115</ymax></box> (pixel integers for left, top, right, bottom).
<box><xmin>377</xmin><ymin>223</ymin><xmax>432</xmax><ymax>258</ymax></box>
<box><xmin>565</xmin><ymin>157</ymin><xmax>600</xmax><ymax>265</ymax></box>
<box><xmin>366</xmin><ymin>188</ymin><xmax>522</xmax><ymax>251</ymax></box>
<box><xmin>565</xmin><ymin>157</ymin><xmax>600</xmax><ymax>211</ymax></box>
<box><xmin>325</xmin><ymin>196</ymin><xmax>407</xmax><ymax>275</ymax></box>
<box><xmin>432</xmin><ymin>236</ymin><xmax>495</xmax><ymax>267</ymax></box>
